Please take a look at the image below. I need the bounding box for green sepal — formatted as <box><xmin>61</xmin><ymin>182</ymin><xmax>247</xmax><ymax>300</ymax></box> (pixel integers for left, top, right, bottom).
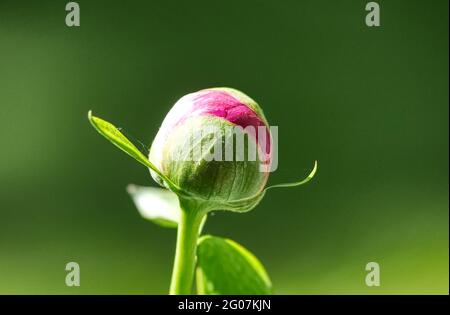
<box><xmin>265</xmin><ymin>160</ymin><xmax>318</xmax><ymax>190</ymax></box>
<box><xmin>218</xmin><ymin>160</ymin><xmax>318</xmax><ymax>212</ymax></box>
<box><xmin>88</xmin><ymin>111</ymin><xmax>180</xmax><ymax>193</ymax></box>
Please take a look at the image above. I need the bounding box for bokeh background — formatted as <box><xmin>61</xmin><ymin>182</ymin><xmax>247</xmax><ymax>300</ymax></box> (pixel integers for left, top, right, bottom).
<box><xmin>0</xmin><ymin>0</ymin><xmax>448</xmax><ymax>294</ymax></box>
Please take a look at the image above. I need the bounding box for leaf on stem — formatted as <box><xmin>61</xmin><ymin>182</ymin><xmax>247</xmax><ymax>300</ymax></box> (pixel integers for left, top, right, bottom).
<box><xmin>196</xmin><ymin>235</ymin><xmax>272</xmax><ymax>295</ymax></box>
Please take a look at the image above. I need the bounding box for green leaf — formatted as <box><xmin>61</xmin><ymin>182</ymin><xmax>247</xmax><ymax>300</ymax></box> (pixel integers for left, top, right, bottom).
<box><xmin>88</xmin><ymin>111</ymin><xmax>180</xmax><ymax>192</ymax></box>
<box><xmin>196</xmin><ymin>235</ymin><xmax>272</xmax><ymax>295</ymax></box>
<box><xmin>127</xmin><ymin>184</ymin><xmax>180</xmax><ymax>228</ymax></box>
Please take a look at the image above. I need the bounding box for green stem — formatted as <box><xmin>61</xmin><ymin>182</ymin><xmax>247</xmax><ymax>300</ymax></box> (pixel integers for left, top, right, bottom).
<box><xmin>169</xmin><ymin>206</ymin><xmax>204</xmax><ymax>295</ymax></box>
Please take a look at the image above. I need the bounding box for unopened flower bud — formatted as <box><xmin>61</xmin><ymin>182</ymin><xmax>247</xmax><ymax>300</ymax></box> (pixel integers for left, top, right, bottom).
<box><xmin>149</xmin><ymin>88</ymin><xmax>272</xmax><ymax>211</ymax></box>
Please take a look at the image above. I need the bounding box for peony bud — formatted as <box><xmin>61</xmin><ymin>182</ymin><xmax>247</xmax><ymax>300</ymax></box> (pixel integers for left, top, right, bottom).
<box><xmin>149</xmin><ymin>88</ymin><xmax>272</xmax><ymax>212</ymax></box>
<box><xmin>88</xmin><ymin>87</ymin><xmax>317</xmax><ymax>295</ymax></box>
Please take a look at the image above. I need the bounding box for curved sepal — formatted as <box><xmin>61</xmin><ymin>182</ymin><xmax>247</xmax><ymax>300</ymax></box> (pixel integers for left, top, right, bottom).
<box><xmin>265</xmin><ymin>160</ymin><xmax>317</xmax><ymax>190</ymax></box>
<box><xmin>216</xmin><ymin>161</ymin><xmax>317</xmax><ymax>213</ymax></box>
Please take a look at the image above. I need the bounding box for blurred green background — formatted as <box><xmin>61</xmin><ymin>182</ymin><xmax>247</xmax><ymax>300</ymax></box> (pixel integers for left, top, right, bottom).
<box><xmin>0</xmin><ymin>0</ymin><xmax>448</xmax><ymax>294</ymax></box>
